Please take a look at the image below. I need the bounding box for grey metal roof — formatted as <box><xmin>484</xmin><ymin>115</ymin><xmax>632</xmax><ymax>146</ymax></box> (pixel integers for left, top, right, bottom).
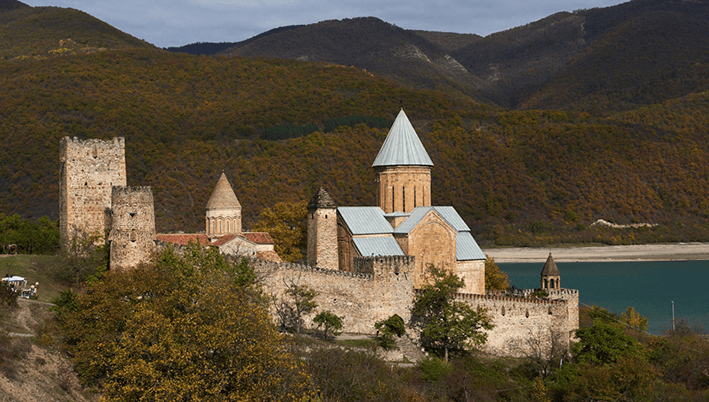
<box><xmin>456</xmin><ymin>232</ymin><xmax>486</xmax><ymax>261</ymax></box>
<box><xmin>353</xmin><ymin>236</ymin><xmax>405</xmax><ymax>257</ymax></box>
<box><xmin>433</xmin><ymin>206</ymin><xmax>470</xmax><ymax>231</ymax></box>
<box><xmin>372</xmin><ymin>109</ymin><xmax>434</xmax><ymax>167</ymax></box>
<box><xmin>393</xmin><ymin>207</ymin><xmax>434</xmax><ymax>234</ymax></box>
<box><xmin>338</xmin><ymin>207</ymin><xmax>393</xmax><ymax>235</ymax></box>
<box><xmin>393</xmin><ymin>206</ymin><xmax>469</xmax><ymax>234</ymax></box>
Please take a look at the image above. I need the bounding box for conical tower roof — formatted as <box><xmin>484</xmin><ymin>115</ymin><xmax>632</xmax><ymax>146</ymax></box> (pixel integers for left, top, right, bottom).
<box><xmin>372</xmin><ymin>109</ymin><xmax>434</xmax><ymax>167</ymax></box>
<box><xmin>540</xmin><ymin>253</ymin><xmax>561</xmax><ymax>276</ymax></box>
<box><xmin>206</xmin><ymin>172</ymin><xmax>241</xmax><ymax>210</ymax></box>
<box><xmin>308</xmin><ymin>187</ymin><xmax>336</xmax><ymax>210</ymax></box>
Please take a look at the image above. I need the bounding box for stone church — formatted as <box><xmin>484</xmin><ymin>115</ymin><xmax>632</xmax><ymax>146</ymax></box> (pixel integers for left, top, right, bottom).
<box><xmin>307</xmin><ymin>109</ymin><xmax>486</xmax><ymax>293</ymax></box>
<box><xmin>155</xmin><ymin>172</ymin><xmax>281</xmax><ymax>262</ymax></box>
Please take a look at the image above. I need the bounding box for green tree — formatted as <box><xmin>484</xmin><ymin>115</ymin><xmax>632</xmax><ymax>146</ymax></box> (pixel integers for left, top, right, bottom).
<box><xmin>62</xmin><ymin>244</ymin><xmax>314</xmax><ymax>401</ymax></box>
<box><xmin>573</xmin><ymin>321</ymin><xmax>643</xmax><ymax>366</ymax></box>
<box><xmin>314</xmin><ymin>311</ymin><xmax>343</xmax><ymax>339</ymax></box>
<box><xmin>51</xmin><ymin>231</ymin><xmax>109</xmax><ymax>287</ymax></box>
<box><xmin>411</xmin><ymin>266</ymin><xmax>493</xmax><ymax>361</ymax></box>
<box><xmin>485</xmin><ymin>256</ymin><xmax>509</xmax><ymax>290</ymax></box>
<box><xmin>276</xmin><ymin>277</ymin><xmax>318</xmax><ymax>334</ymax></box>
<box><xmin>375</xmin><ymin>314</ymin><xmax>406</xmax><ymax>350</ymax></box>
<box><xmin>251</xmin><ymin>201</ymin><xmax>307</xmax><ymax>263</ymax></box>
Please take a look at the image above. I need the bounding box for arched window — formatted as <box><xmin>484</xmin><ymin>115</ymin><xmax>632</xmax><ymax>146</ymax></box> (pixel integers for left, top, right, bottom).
<box><xmin>550</xmin><ymin>279</ymin><xmax>555</xmax><ymax>289</ymax></box>
<box><xmin>544</xmin><ymin>279</ymin><xmax>548</xmax><ymax>288</ymax></box>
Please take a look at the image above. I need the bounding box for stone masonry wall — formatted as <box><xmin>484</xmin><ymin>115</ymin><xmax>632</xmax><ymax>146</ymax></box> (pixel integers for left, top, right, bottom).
<box><xmin>245</xmin><ymin>255</ymin><xmax>415</xmax><ymax>334</ymax></box>
<box><xmin>375</xmin><ymin>165</ymin><xmax>431</xmax><ymax>214</ymax></box>
<box><xmin>456</xmin><ymin>259</ymin><xmax>485</xmax><ymax>295</ymax></box>
<box><xmin>60</xmin><ymin>137</ymin><xmax>126</xmax><ymax>246</ymax></box>
<box><xmin>307</xmin><ymin>207</ymin><xmax>338</xmax><ymax>270</ymax></box>
<box><xmin>456</xmin><ymin>289</ymin><xmax>579</xmax><ymax>357</ymax></box>
<box><xmin>396</xmin><ymin>211</ymin><xmax>457</xmax><ymax>288</ymax></box>
<box><xmin>108</xmin><ymin>186</ymin><xmax>156</xmax><ymax>270</ymax></box>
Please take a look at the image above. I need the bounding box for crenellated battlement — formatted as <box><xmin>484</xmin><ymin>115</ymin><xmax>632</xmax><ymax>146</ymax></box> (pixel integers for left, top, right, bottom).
<box><xmin>452</xmin><ymin>291</ymin><xmax>567</xmax><ymax>305</ymax></box>
<box><xmin>60</xmin><ymin>136</ymin><xmax>125</xmax><ymax>161</ymax></box>
<box><xmin>353</xmin><ymin>255</ymin><xmax>415</xmax><ymax>278</ymax></box>
<box><xmin>239</xmin><ymin>255</ymin><xmax>375</xmax><ymax>281</ymax></box>
<box><xmin>111</xmin><ymin>185</ymin><xmax>153</xmax><ymax>199</ymax></box>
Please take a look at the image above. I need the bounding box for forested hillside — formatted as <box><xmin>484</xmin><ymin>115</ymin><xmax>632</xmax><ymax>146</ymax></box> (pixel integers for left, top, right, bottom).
<box><xmin>0</xmin><ymin>0</ymin><xmax>153</xmax><ymax>60</ymax></box>
<box><xmin>188</xmin><ymin>0</ymin><xmax>709</xmax><ymax>114</ymax></box>
<box><xmin>1</xmin><ymin>0</ymin><xmax>709</xmax><ymax>246</ymax></box>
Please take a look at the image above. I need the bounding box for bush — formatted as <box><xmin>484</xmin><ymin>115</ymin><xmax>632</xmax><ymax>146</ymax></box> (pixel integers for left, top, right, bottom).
<box><xmin>0</xmin><ymin>284</ymin><xmax>18</xmax><ymax>308</ymax></box>
<box><xmin>313</xmin><ymin>311</ymin><xmax>343</xmax><ymax>339</ymax></box>
<box><xmin>419</xmin><ymin>356</ymin><xmax>453</xmax><ymax>382</ymax></box>
<box><xmin>375</xmin><ymin>314</ymin><xmax>405</xmax><ymax>350</ymax></box>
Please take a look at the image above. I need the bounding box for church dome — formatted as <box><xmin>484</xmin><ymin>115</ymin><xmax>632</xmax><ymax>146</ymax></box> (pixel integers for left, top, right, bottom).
<box><xmin>206</xmin><ymin>172</ymin><xmax>241</xmax><ymax>210</ymax></box>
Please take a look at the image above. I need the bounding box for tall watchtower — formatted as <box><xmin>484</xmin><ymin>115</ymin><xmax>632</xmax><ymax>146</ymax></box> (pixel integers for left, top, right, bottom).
<box><xmin>541</xmin><ymin>253</ymin><xmax>561</xmax><ymax>290</ymax></box>
<box><xmin>205</xmin><ymin>172</ymin><xmax>242</xmax><ymax>236</ymax></box>
<box><xmin>108</xmin><ymin>186</ymin><xmax>156</xmax><ymax>270</ymax></box>
<box><xmin>59</xmin><ymin>137</ymin><xmax>126</xmax><ymax>247</ymax></box>
<box><xmin>307</xmin><ymin>188</ymin><xmax>338</xmax><ymax>270</ymax></box>
<box><xmin>372</xmin><ymin>109</ymin><xmax>433</xmax><ymax>216</ymax></box>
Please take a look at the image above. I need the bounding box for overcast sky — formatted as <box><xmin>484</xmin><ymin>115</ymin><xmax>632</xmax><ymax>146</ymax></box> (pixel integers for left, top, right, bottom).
<box><xmin>24</xmin><ymin>0</ymin><xmax>627</xmax><ymax>48</ymax></box>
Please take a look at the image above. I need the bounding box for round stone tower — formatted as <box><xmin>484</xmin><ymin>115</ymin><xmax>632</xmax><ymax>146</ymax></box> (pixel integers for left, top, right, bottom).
<box><xmin>108</xmin><ymin>186</ymin><xmax>156</xmax><ymax>270</ymax></box>
<box><xmin>206</xmin><ymin>172</ymin><xmax>241</xmax><ymax>237</ymax></box>
<box><xmin>307</xmin><ymin>187</ymin><xmax>338</xmax><ymax>270</ymax></box>
<box><xmin>540</xmin><ymin>252</ymin><xmax>561</xmax><ymax>290</ymax></box>
<box><xmin>372</xmin><ymin>109</ymin><xmax>433</xmax><ymax>214</ymax></box>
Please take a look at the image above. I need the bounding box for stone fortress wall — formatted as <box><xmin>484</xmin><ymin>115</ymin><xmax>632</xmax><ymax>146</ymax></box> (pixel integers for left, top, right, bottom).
<box><xmin>108</xmin><ymin>186</ymin><xmax>157</xmax><ymax>270</ymax></box>
<box><xmin>241</xmin><ymin>255</ymin><xmax>415</xmax><ymax>334</ymax></box>
<box><xmin>59</xmin><ymin>137</ymin><xmax>126</xmax><ymax>245</ymax></box>
<box><xmin>456</xmin><ymin>289</ymin><xmax>579</xmax><ymax>355</ymax></box>
<box><xmin>163</xmin><ymin>236</ymin><xmax>576</xmax><ymax>356</ymax></box>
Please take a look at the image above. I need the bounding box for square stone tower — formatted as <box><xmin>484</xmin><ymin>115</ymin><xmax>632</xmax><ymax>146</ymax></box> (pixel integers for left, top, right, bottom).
<box><xmin>108</xmin><ymin>186</ymin><xmax>156</xmax><ymax>270</ymax></box>
<box><xmin>59</xmin><ymin>137</ymin><xmax>127</xmax><ymax>246</ymax></box>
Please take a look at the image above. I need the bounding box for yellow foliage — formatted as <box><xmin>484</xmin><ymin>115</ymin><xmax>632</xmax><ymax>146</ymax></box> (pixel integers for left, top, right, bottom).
<box><xmin>63</xmin><ymin>245</ymin><xmax>315</xmax><ymax>401</ymax></box>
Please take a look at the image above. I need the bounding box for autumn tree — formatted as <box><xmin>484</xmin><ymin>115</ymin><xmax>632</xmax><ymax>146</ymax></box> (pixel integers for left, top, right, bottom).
<box><xmin>485</xmin><ymin>256</ymin><xmax>509</xmax><ymax>291</ymax></box>
<box><xmin>62</xmin><ymin>244</ymin><xmax>314</xmax><ymax>401</ymax></box>
<box><xmin>251</xmin><ymin>201</ymin><xmax>307</xmax><ymax>263</ymax></box>
<box><xmin>411</xmin><ymin>266</ymin><xmax>493</xmax><ymax>361</ymax></box>
<box><xmin>620</xmin><ymin>306</ymin><xmax>648</xmax><ymax>332</ymax></box>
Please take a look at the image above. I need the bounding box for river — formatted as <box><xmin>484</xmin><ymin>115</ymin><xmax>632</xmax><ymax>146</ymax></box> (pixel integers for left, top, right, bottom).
<box><xmin>499</xmin><ymin>260</ymin><xmax>709</xmax><ymax>334</ymax></box>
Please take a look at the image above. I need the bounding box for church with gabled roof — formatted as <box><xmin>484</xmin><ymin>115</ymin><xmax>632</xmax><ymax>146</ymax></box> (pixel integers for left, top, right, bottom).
<box><xmin>308</xmin><ymin>109</ymin><xmax>486</xmax><ymax>294</ymax></box>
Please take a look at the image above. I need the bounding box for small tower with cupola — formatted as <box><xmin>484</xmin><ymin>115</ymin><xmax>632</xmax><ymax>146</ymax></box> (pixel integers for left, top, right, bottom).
<box><xmin>205</xmin><ymin>172</ymin><xmax>242</xmax><ymax>237</ymax></box>
<box><xmin>540</xmin><ymin>252</ymin><xmax>561</xmax><ymax>290</ymax></box>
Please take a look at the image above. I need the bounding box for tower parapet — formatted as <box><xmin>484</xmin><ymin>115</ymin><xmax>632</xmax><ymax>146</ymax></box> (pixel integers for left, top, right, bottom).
<box><xmin>59</xmin><ymin>137</ymin><xmax>126</xmax><ymax>246</ymax></box>
<box><xmin>108</xmin><ymin>186</ymin><xmax>156</xmax><ymax>270</ymax></box>
<box><xmin>353</xmin><ymin>255</ymin><xmax>415</xmax><ymax>280</ymax></box>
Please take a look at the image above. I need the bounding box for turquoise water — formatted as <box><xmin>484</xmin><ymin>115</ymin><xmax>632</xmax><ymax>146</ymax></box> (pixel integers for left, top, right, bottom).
<box><xmin>499</xmin><ymin>260</ymin><xmax>709</xmax><ymax>334</ymax></box>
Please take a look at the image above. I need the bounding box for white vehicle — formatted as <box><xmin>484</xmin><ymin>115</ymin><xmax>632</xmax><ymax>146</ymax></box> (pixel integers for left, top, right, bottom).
<box><xmin>2</xmin><ymin>275</ymin><xmax>34</xmax><ymax>298</ymax></box>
